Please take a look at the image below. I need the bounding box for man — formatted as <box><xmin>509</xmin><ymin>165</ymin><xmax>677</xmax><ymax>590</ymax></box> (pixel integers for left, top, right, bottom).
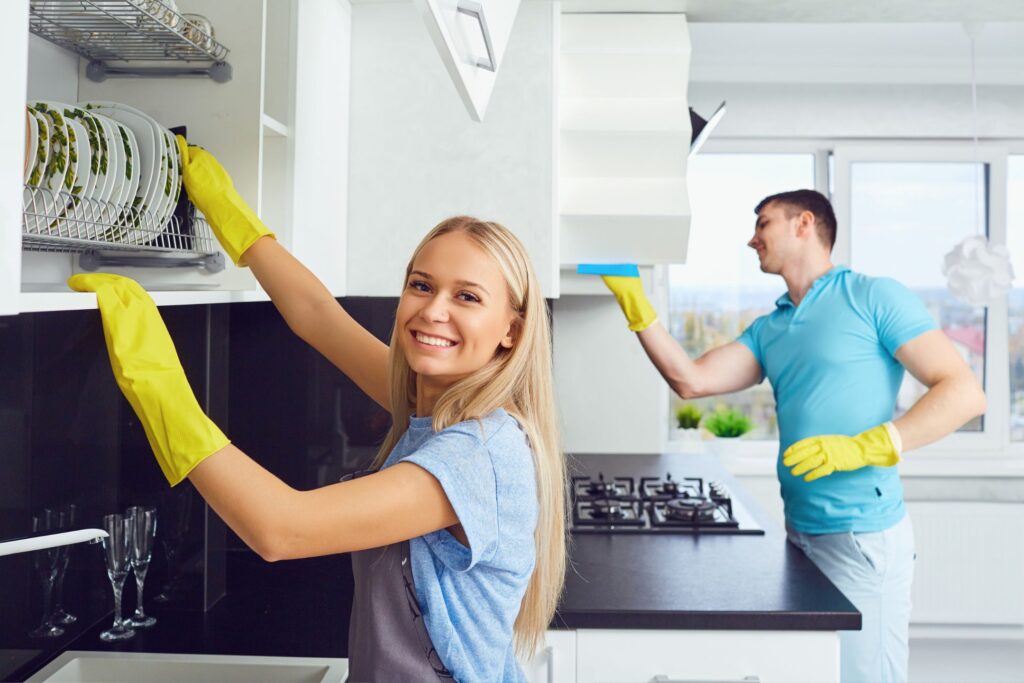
<box><xmin>601</xmin><ymin>189</ymin><xmax>986</xmax><ymax>683</ymax></box>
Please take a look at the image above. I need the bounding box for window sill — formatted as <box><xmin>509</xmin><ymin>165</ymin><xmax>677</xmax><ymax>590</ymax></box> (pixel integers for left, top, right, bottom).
<box><xmin>666</xmin><ymin>439</ymin><xmax>1024</xmax><ymax>478</ymax></box>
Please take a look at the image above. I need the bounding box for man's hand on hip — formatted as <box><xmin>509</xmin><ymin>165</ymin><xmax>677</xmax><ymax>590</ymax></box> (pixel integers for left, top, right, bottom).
<box><xmin>783</xmin><ymin>423</ymin><xmax>902</xmax><ymax>482</ymax></box>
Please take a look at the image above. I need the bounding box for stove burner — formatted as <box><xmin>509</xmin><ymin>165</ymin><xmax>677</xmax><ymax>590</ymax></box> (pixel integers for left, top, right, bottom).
<box><xmin>590</xmin><ymin>499</ymin><xmax>625</xmax><ymax>519</ymax></box>
<box><xmin>656</xmin><ymin>474</ymin><xmax>679</xmax><ymax>495</ymax></box>
<box><xmin>587</xmin><ymin>474</ymin><xmax>617</xmax><ymax>496</ymax></box>
<box><xmin>573</xmin><ymin>473</ymin><xmax>634</xmax><ymax>500</ymax></box>
<box><xmin>664</xmin><ymin>497</ymin><xmax>718</xmax><ymax>522</ymax></box>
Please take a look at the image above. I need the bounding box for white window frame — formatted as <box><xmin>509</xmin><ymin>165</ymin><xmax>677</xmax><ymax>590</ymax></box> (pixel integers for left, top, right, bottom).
<box><xmin>832</xmin><ymin>142</ymin><xmax>1009</xmax><ymax>456</ymax></box>
<box><xmin>666</xmin><ymin>139</ymin><xmax>1024</xmax><ymax>475</ymax></box>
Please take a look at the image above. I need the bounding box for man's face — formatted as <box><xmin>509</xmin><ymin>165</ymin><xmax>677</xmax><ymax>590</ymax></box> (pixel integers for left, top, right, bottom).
<box><xmin>747</xmin><ymin>202</ymin><xmax>801</xmax><ymax>274</ymax></box>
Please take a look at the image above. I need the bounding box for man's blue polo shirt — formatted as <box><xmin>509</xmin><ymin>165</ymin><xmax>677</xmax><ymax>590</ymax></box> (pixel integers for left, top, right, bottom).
<box><xmin>737</xmin><ymin>266</ymin><xmax>938</xmax><ymax>534</ymax></box>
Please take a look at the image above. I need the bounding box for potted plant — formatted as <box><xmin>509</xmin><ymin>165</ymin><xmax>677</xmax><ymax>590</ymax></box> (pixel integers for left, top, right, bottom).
<box><xmin>702</xmin><ymin>407</ymin><xmax>753</xmax><ymax>456</ymax></box>
<box><xmin>673</xmin><ymin>403</ymin><xmax>704</xmax><ymax>451</ymax></box>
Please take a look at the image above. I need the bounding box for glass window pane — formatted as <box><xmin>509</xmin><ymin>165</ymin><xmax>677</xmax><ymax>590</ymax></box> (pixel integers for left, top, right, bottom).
<box><xmin>1008</xmin><ymin>156</ymin><xmax>1024</xmax><ymax>440</ymax></box>
<box><xmin>668</xmin><ymin>154</ymin><xmax>816</xmax><ymax>440</ymax></box>
<box><xmin>850</xmin><ymin>161</ymin><xmax>986</xmax><ymax>432</ymax></box>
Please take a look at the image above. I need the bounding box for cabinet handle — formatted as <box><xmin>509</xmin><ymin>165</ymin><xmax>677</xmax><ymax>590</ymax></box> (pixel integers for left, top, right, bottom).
<box><xmin>649</xmin><ymin>677</ymin><xmax>760</xmax><ymax>683</ymax></box>
<box><xmin>456</xmin><ymin>1</ymin><xmax>496</xmax><ymax>72</ymax></box>
<box><xmin>543</xmin><ymin>646</ymin><xmax>554</xmax><ymax>683</ymax></box>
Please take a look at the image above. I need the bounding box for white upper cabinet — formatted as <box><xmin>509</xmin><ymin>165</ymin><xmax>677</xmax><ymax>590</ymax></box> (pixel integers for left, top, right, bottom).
<box><xmin>347</xmin><ymin>0</ymin><xmax>556</xmax><ymax>298</ymax></box>
<box><xmin>412</xmin><ymin>0</ymin><xmax>523</xmax><ymax>122</ymax></box>
<box><xmin>558</xmin><ymin>12</ymin><xmax>692</xmax><ymax>292</ymax></box>
<box><xmin>3</xmin><ymin>0</ymin><xmax>350</xmax><ymax>315</ymax></box>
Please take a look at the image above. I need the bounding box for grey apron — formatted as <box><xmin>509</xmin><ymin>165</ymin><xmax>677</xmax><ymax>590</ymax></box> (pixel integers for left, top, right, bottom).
<box><xmin>344</xmin><ymin>470</ymin><xmax>454</xmax><ymax>682</ymax></box>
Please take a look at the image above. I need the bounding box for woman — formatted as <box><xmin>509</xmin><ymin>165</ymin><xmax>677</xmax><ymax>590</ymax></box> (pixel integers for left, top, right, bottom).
<box><xmin>70</xmin><ymin>139</ymin><xmax>567</xmax><ymax>681</ymax></box>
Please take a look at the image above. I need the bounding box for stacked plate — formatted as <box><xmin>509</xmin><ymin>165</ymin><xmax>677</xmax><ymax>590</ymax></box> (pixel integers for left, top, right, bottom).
<box><xmin>23</xmin><ymin>100</ymin><xmax>182</xmax><ymax>244</ymax></box>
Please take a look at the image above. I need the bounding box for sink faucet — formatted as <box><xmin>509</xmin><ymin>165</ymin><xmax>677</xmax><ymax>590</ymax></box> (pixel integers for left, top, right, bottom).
<box><xmin>0</xmin><ymin>528</ymin><xmax>108</xmax><ymax>557</ymax></box>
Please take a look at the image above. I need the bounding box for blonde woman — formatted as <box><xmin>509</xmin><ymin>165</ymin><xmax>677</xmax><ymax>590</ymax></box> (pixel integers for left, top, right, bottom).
<box><xmin>69</xmin><ymin>140</ymin><xmax>567</xmax><ymax>682</ymax></box>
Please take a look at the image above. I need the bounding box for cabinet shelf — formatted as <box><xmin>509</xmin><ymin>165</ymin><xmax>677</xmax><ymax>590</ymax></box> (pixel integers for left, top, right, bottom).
<box><xmin>22</xmin><ymin>184</ymin><xmax>224</xmax><ymax>272</ymax></box>
<box><xmin>29</xmin><ymin>0</ymin><xmax>231</xmax><ymax>82</ymax></box>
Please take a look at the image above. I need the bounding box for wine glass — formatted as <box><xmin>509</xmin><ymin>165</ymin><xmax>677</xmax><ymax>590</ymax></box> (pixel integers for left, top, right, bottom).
<box><xmin>28</xmin><ymin>509</ymin><xmax>64</xmax><ymax>638</ymax></box>
<box><xmin>155</xmin><ymin>484</ymin><xmax>192</xmax><ymax>603</ymax></box>
<box><xmin>126</xmin><ymin>506</ymin><xmax>158</xmax><ymax>628</ymax></box>
<box><xmin>51</xmin><ymin>503</ymin><xmax>79</xmax><ymax>626</ymax></box>
<box><xmin>99</xmin><ymin>514</ymin><xmax>135</xmax><ymax>642</ymax></box>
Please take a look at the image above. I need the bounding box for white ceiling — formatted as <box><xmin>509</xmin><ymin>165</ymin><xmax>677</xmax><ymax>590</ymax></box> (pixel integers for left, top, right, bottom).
<box><xmin>689</xmin><ymin>22</ymin><xmax>1024</xmax><ymax>84</ymax></box>
<box><xmin>558</xmin><ymin>0</ymin><xmax>1024</xmax><ymax>22</ymax></box>
<box><xmin>350</xmin><ymin>0</ymin><xmax>1024</xmax><ymax>22</ymax></box>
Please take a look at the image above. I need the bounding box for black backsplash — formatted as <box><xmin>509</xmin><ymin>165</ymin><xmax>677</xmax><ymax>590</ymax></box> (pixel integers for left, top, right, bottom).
<box><xmin>0</xmin><ymin>297</ymin><xmax>396</xmax><ymax>680</ymax></box>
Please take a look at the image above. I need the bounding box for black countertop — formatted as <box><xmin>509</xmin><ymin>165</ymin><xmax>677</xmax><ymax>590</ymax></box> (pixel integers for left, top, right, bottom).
<box><xmin>16</xmin><ymin>453</ymin><xmax>858</xmax><ymax>679</ymax></box>
<box><xmin>553</xmin><ymin>453</ymin><xmax>861</xmax><ymax>631</ymax></box>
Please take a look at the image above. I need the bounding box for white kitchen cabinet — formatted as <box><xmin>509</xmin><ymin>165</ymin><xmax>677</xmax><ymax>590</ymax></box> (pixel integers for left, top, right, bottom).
<box><xmin>3</xmin><ymin>0</ymin><xmax>350</xmax><ymax>315</ymax></box>
<box><xmin>413</xmin><ymin>0</ymin><xmax>523</xmax><ymax>122</ymax></box>
<box><xmin>558</xmin><ymin>13</ymin><xmax>692</xmax><ymax>285</ymax></box>
<box><xmin>521</xmin><ymin>629</ymin><xmax>577</xmax><ymax>683</ymax></box>
<box><xmin>346</xmin><ymin>0</ymin><xmax>557</xmax><ymax>298</ymax></box>
<box><xmin>574</xmin><ymin>629</ymin><xmax>839</xmax><ymax>683</ymax></box>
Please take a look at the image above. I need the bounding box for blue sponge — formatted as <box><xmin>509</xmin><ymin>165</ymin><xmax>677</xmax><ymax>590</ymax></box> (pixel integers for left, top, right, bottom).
<box><xmin>576</xmin><ymin>263</ymin><xmax>640</xmax><ymax>277</ymax></box>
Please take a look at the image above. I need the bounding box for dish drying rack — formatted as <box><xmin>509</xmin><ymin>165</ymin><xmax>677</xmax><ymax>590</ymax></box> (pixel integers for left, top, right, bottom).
<box><xmin>28</xmin><ymin>0</ymin><xmax>232</xmax><ymax>82</ymax></box>
<box><xmin>23</xmin><ymin>184</ymin><xmax>225</xmax><ymax>272</ymax></box>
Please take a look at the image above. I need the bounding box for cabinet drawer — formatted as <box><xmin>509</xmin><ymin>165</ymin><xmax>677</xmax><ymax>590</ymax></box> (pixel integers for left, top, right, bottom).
<box><xmin>575</xmin><ymin>629</ymin><xmax>838</xmax><ymax>683</ymax></box>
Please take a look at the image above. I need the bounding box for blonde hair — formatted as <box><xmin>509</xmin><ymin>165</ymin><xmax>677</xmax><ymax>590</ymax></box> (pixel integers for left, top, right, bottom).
<box><xmin>372</xmin><ymin>216</ymin><xmax>566</xmax><ymax>658</ymax></box>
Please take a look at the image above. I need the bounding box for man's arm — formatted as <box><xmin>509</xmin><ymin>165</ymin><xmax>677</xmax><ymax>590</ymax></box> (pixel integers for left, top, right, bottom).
<box><xmin>636</xmin><ymin>321</ymin><xmax>764</xmax><ymax>399</ymax></box>
<box><xmin>892</xmin><ymin>329</ymin><xmax>987</xmax><ymax>451</ymax></box>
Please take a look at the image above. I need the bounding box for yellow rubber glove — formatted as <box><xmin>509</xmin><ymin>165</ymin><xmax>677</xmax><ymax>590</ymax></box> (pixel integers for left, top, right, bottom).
<box><xmin>601</xmin><ymin>275</ymin><xmax>658</xmax><ymax>332</ymax></box>
<box><xmin>175</xmin><ymin>135</ymin><xmax>275</xmax><ymax>266</ymax></box>
<box><xmin>783</xmin><ymin>423</ymin><xmax>902</xmax><ymax>482</ymax></box>
<box><xmin>68</xmin><ymin>273</ymin><xmax>230</xmax><ymax>486</ymax></box>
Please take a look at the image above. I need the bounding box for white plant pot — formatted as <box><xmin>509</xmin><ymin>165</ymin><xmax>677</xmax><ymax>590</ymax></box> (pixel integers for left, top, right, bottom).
<box><xmin>673</xmin><ymin>427</ymin><xmax>703</xmax><ymax>454</ymax></box>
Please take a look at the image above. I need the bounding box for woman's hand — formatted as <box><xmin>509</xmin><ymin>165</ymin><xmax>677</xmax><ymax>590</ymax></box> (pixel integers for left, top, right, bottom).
<box><xmin>68</xmin><ymin>273</ymin><xmax>229</xmax><ymax>485</ymax></box>
<box><xmin>175</xmin><ymin>135</ymin><xmax>275</xmax><ymax>266</ymax></box>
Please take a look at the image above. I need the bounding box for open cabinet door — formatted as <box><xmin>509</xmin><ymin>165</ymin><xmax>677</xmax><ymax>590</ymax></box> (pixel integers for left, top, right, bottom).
<box><xmin>412</xmin><ymin>0</ymin><xmax>521</xmax><ymax>122</ymax></box>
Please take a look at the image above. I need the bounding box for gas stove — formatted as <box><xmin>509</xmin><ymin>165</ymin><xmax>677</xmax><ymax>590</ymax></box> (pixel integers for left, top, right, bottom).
<box><xmin>570</xmin><ymin>472</ymin><xmax>764</xmax><ymax>535</ymax></box>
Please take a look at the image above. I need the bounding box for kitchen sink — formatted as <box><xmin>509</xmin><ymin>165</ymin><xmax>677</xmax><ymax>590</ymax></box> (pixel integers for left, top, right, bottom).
<box><xmin>25</xmin><ymin>651</ymin><xmax>348</xmax><ymax>683</ymax></box>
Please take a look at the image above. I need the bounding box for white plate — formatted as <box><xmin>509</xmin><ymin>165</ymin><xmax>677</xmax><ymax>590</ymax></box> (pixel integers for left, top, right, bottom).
<box><xmin>51</xmin><ymin>102</ymin><xmax>107</xmax><ymax>203</ymax></box>
<box><xmin>82</xmin><ymin>101</ymin><xmax>177</xmax><ymax>229</ymax></box>
<box><xmin>28</xmin><ymin>109</ymin><xmax>49</xmax><ymax>187</ymax></box>
<box><xmin>47</xmin><ymin>118</ymin><xmax>91</xmax><ymax>235</ymax></box>
<box><xmin>83</xmin><ymin>111</ymin><xmax>114</xmax><ymax>206</ymax></box>
<box><xmin>24</xmin><ymin>108</ymin><xmax>36</xmax><ymax>182</ymax></box>
<box><xmin>112</xmin><ymin>122</ymin><xmax>143</xmax><ymax>242</ymax></box>
<box><xmin>90</xmin><ymin>114</ymin><xmax>126</xmax><ymax>229</ymax></box>
<box><xmin>28</xmin><ymin>102</ymin><xmax>69</xmax><ymax>200</ymax></box>
<box><xmin>24</xmin><ymin>107</ymin><xmax>57</xmax><ymax>234</ymax></box>
<box><xmin>24</xmin><ymin>108</ymin><xmax>39</xmax><ymax>184</ymax></box>
<box><xmin>154</xmin><ymin>125</ymin><xmax>178</xmax><ymax>228</ymax></box>
<box><xmin>81</xmin><ymin>103</ymin><xmax>163</xmax><ymax>225</ymax></box>
<box><xmin>67</xmin><ymin>118</ymin><xmax>94</xmax><ymax>200</ymax></box>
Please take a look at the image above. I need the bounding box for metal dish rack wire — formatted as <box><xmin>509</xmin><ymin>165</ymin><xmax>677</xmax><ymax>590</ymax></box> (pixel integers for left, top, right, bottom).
<box><xmin>29</xmin><ymin>0</ymin><xmax>232</xmax><ymax>82</ymax></box>
<box><xmin>23</xmin><ymin>183</ymin><xmax>225</xmax><ymax>272</ymax></box>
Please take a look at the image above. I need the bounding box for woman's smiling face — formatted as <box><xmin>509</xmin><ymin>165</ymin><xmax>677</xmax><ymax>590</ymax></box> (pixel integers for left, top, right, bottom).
<box><xmin>397</xmin><ymin>231</ymin><xmax>518</xmax><ymax>391</ymax></box>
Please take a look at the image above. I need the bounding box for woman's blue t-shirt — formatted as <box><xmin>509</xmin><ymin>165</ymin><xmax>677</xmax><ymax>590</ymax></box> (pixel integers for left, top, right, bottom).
<box><xmin>383</xmin><ymin>408</ymin><xmax>538</xmax><ymax>682</ymax></box>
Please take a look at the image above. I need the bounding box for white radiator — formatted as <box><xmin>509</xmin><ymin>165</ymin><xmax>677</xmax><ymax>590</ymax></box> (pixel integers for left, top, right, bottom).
<box><xmin>908</xmin><ymin>502</ymin><xmax>1024</xmax><ymax>625</ymax></box>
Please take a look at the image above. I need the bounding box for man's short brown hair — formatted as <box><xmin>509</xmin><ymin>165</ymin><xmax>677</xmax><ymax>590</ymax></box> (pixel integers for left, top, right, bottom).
<box><xmin>755</xmin><ymin>189</ymin><xmax>837</xmax><ymax>250</ymax></box>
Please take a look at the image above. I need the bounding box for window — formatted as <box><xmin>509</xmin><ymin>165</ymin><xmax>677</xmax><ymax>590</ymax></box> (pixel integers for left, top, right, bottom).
<box><xmin>667</xmin><ymin>153</ymin><xmax>817</xmax><ymax>439</ymax></box>
<box><xmin>1008</xmin><ymin>155</ymin><xmax>1024</xmax><ymax>440</ymax></box>
<box><xmin>847</xmin><ymin>161</ymin><xmax>986</xmax><ymax>432</ymax></box>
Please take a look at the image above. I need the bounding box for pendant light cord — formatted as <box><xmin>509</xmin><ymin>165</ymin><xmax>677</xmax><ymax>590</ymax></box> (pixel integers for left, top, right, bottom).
<box><xmin>968</xmin><ymin>24</ymin><xmax>983</xmax><ymax>238</ymax></box>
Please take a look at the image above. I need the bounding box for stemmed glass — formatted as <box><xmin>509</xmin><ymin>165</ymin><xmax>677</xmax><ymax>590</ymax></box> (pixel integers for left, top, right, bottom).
<box><xmin>28</xmin><ymin>509</ymin><xmax>64</xmax><ymax>638</ymax></box>
<box><xmin>51</xmin><ymin>504</ymin><xmax>79</xmax><ymax>626</ymax></box>
<box><xmin>155</xmin><ymin>485</ymin><xmax>192</xmax><ymax>603</ymax></box>
<box><xmin>99</xmin><ymin>514</ymin><xmax>135</xmax><ymax>642</ymax></box>
<box><xmin>126</xmin><ymin>506</ymin><xmax>158</xmax><ymax>628</ymax></box>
